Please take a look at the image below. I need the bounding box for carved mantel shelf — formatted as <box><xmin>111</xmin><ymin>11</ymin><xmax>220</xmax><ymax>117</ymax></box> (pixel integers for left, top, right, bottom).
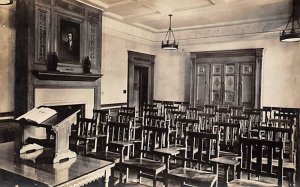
<box><xmin>32</xmin><ymin>70</ymin><xmax>102</xmax><ymax>82</ymax></box>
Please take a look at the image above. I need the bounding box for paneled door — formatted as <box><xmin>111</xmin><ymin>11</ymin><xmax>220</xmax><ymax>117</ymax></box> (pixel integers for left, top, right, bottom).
<box><xmin>210</xmin><ymin>64</ymin><xmax>223</xmax><ymax>105</ymax></box>
<box><xmin>239</xmin><ymin>63</ymin><xmax>255</xmax><ymax>106</ymax></box>
<box><xmin>190</xmin><ymin>49</ymin><xmax>263</xmax><ymax>108</ymax></box>
<box><xmin>223</xmin><ymin>63</ymin><xmax>238</xmax><ymax>106</ymax></box>
<box><xmin>195</xmin><ymin>64</ymin><xmax>209</xmax><ymax>106</ymax></box>
<box><xmin>210</xmin><ymin>63</ymin><xmax>238</xmax><ymax>106</ymax></box>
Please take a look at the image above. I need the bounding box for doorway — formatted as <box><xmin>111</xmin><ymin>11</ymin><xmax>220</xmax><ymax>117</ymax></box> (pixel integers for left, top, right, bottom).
<box><xmin>128</xmin><ymin>51</ymin><xmax>155</xmax><ymax>116</ymax></box>
<box><xmin>134</xmin><ymin>66</ymin><xmax>149</xmax><ymax>114</ymax></box>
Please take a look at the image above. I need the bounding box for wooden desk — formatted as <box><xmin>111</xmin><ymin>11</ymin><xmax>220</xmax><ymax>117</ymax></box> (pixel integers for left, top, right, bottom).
<box><xmin>0</xmin><ymin>142</ymin><xmax>115</xmax><ymax>187</ymax></box>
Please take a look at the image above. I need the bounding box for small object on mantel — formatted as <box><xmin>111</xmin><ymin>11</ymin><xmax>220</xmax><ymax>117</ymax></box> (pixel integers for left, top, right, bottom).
<box><xmin>32</xmin><ymin>70</ymin><xmax>102</xmax><ymax>82</ymax></box>
<box><xmin>47</xmin><ymin>52</ymin><xmax>59</xmax><ymax>72</ymax></box>
<box><xmin>83</xmin><ymin>56</ymin><xmax>91</xmax><ymax>74</ymax></box>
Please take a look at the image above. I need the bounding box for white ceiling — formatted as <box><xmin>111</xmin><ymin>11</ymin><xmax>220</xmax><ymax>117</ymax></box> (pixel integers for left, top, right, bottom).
<box><xmin>80</xmin><ymin>0</ymin><xmax>291</xmax><ymax>32</ymax></box>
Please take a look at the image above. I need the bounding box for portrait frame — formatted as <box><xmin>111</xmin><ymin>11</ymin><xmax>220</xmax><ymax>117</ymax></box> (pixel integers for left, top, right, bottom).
<box><xmin>56</xmin><ymin>14</ymin><xmax>84</xmax><ymax>65</ymax></box>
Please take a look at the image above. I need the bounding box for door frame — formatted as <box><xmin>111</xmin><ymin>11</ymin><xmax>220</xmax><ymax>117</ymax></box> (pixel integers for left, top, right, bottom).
<box><xmin>127</xmin><ymin>51</ymin><xmax>155</xmax><ymax>108</ymax></box>
<box><xmin>190</xmin><ymin>48</ymin><xmax>263</xmax><ymax>108</ymax></box>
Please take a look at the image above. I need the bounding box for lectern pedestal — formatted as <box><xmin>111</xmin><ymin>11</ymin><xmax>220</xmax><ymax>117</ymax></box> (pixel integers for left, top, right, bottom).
<box><xmin>18</xmin><ymin>107</ymin><xmax>80</xmax><ymax>163</ymax></box>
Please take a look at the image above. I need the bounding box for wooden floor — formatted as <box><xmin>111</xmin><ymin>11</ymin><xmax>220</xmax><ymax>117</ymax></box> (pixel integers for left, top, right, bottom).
<box><xmin>86</xmin><ymin>167</ymin><xmax>293</xmax><ymax>187</ymax></box>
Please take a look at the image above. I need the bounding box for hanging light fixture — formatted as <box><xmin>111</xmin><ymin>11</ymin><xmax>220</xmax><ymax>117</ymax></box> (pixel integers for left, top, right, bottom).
<box><xmin>0</xmin><ymin>0</ymin><xmax>13</xmax><ymax>5</ymax></box>
<box><xmin>280</xmin><ymin>0</ymin><xmax>300</xmax><ymax>42</ymax></box>
<box><xmin>161</xmin><ymin>14</ymin><xmax>178</xmax><ymax>50</ymax></box>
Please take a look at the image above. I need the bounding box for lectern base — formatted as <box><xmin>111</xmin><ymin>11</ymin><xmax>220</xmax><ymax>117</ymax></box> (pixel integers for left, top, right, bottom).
<box><xmin>53</xmin><ymin>150</ymin><xmax>77</xmax><ymax>163</ymax></box>
<box><xmin>20</xmin><ymin>146</ymin><xmax>77</xmax><ymax>164</ymax></box>
<box><xmin>19</xmin><ymin>143</ymin><xmax>43</xmax><ymax>154</ymax></box>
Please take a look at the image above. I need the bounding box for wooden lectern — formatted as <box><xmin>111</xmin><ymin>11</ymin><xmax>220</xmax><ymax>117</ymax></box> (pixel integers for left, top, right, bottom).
<box><xmin>17</xmin><ymin>107</ymin><xmax>80</xmax><ymax>163</ymax></box>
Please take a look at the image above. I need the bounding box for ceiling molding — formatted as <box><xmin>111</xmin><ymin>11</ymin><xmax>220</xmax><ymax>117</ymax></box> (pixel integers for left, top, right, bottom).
<box><xmin>107</xmin><ymin>0</ymin><xmax>136</xmax><ymax>8</ymax></box>
<box><xmin>103</xmin><ymin>16</ymin><xmax>155</xmax><ymax>45</ymax></box>
<box><xmin>174</xmin><ymin>1</ymin><xmax>214</xmax><ymax>12</ymax></box>
<box><xmin>76</xmin><ymin>0</ymin><xmax>107</xmax><ymax>9</ymax></box>
<box><xmin>156</xmin><ymin>14</ymin><xmax>290</xmax><ymax>32</ymax></box>
<box><xmin>123</xmin><ymin>11</ymin><xmax>161</xmax><ymax>20</ymax></box>
<box><xmin>155</xmin><ymin>19</ymin><xmax>287</xmax><ymax>45</ymax></box>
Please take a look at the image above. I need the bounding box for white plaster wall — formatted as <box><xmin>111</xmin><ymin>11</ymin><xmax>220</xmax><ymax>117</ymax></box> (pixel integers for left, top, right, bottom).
<box><xmin>100</xmin><ymin>32</ymin><xmax>154</xmax><ymax>105</ymax></box>
<box><xmin>153</xmin><ymin>49</ymin><xmax>190</xmax><ymax>102</ymax></box>
<box><xmin>154</xmin><ymin>38</ymin><xmax>300</xmax><ymax>108</ymax></box>
<box><xmin>0</xmin><ymin>6</ymin><xmax>15</xmax><ymax>112</ymax></box>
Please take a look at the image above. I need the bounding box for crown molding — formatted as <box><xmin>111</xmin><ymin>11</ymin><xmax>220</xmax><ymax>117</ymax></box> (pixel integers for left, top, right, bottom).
<box><xmin>76</xmin><ymin>0</ymin><xmax>107</xmax><ymax>9</ymax></box>
<box><xmin>156</xmin><ymin>14</ymin><xmax>290</xmax><ymax>32</ymax></box>
<box><xmin>103</xmin><ymin>16</ymin><xmax>155</xmax><ymax>46</ymax></box>
<box><xmin>103</xmin><ymin>15</ymin><xmax>289</xmax><ymax>47</ymax></box>
<box><xmin>154</xmin><ymin>19</ymin><xmax>288</xmax><ymax>45</ymax></box>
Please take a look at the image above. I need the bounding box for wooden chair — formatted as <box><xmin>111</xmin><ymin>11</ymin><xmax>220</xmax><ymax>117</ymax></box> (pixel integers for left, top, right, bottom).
<box><xmin>164</xmin><ymin>105</ymin><xmax>179</xmax><ymax>118</ymax></box>
<box><xmin>153</xmin><ymin>100</ymin><xmax>163</xmax><ymax>115</ymax></box>
<box><xmin>243</xmin><ymin>109</ymin><xmax>262</xmax><ymax>138</ymax></box>
<box><xmin>262</xmin><ymin>106</ymin><xmax>280</xmax><ymax>123</ymax></box>
<box><xmin>144</xmin><ymin>115</ymin><xmax>173</xmax><ymax>148</ymax></box>
<box><xmin>229</xmin><ymin>115</ymin><xmax>250</xmax><ymax>137</ymax></box>
<box><xmin>144</xmin><ymin>114</ymin><xmax>168</xmax><ymax>127</ymax></box>
<box><xmin>119</xmin><ymin>125</ymin><xmax>168</xmax><ymax>187</ymax></box>
<box><xmin>142</xmin><ymin>108</ymin><xmax>159</xmax><ymax>126</ymax></box>
<box><xmin>86</xmin><ymin>121</ymin><xmax>133</xmax><ymax>185</ymax></box>
<box><xmin>91</xmin><ymin>109</ymin><xmax>110</xmax><ymax>150</ymax></box>
<box><xmin>230</xmin><ymin>106</ymin><xmax>244</xmax><ymax>117</ymax></box>
<box><xmin>173</xmin><ymin>118</ymin><xmax>200</xmax><ymax>161</ymax></box>
<box><xmin>178</xmin><ymin>101</ymin><xmax>190</xmax><ymax>112</ymax></box>
<box><xmin>168</xmin><ymin>110</ymin><xmax>187</xmax><ymax>138</ymax></box>
<box><xmin>118</xmin><ymin>109</ymin><xmax>143</xmax><ymax>154</ymax></box>
<box><xmin>168</xmin><ymin>131</ymin><xmax>220</xmax><ymax>187</ymax></box>
<box><xmin>215</xmin><ymin>106</ymin><xmax>231</xmax><ymax>122</ymax></box>
<box><xmin>92</xmin><ymin>109</ymin><xmax>110</xmax><ymax>124</ymax></box>
<box><xmin>198</xmin><ymin>112</ymin><xmax>215</xmax><ymax>132</ymax></box>
<box><xmin>258</xmin><ymin>123</ymin><xmax>296</xmax><ymax>186</ymax></box>
<box><xmin>119</xmin><ymin>106</ymin><xmax>136</xmax><ymax>116</ymax></box>
<box><xmin>228</xmin><ymin>137</ymin><xmax>283</xmax><ymax>187</ymax></box>
<box><xmin>214</xmin><ymin>122</ymin><xmax>240</xmax><ymax>156</ymax></box>
<box><xmin>186</xmin><ymin>106</ymin><xmax>204</xmax><ymax>120</ymax></box>
<box><xmin>72</xmin><ymin>118</ymin><xmax>102</xmax><ymax>154</ymax></box>
<box><xmin>204</xmin><ymin>104</ymin><xmax>217</xmax><ymax>114</ymax></box>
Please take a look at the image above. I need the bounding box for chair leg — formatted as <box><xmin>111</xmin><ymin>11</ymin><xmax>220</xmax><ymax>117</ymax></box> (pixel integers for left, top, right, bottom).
<box><xmin>289</xmin><ymin>171</ymin><xmax>295</xmax><ymax>187</ymax></box>
<box><xmin>119</xmin><ymin>167</ymin><xmax>123</xmax><ymax>184</ymax></box>
<box><xmin>111</xmin><ymin>168</ymin><xmax>115</xmax><ymax>186</ymax></box>
<box><xmin>138</xmin><ymin>170</ymin><xmax>142</xmax><ymax>183</ymax></box>
<box><xmin>125</xmin><ymin>168</ymin><xmax>129</xmax><ymax>183</ymax></box>
<box><xmin>153</xmin><ymin>173</ymin><xmax>157</xmax><ymax>187</ymax></box>
<box><xmin>164</xmin><ymin>168</ymin><xmax>168</xmax><ymax>187</ymax></box>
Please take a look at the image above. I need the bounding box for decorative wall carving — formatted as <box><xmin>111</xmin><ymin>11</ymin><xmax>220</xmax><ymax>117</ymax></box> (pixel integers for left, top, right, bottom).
<box><xmin>88</xmin><ymin>22</ymin><xmax>97</xmax><ymax>66</ymax></box>
<box><xmin>55</xmin><ymin>0</ymin><xmax>85</xmax><ymax>16</ymax></box>
<box><xmin>37</xmin><ymin>9</ymin><xmax>48</xmax><ymax>62</ymax></box>
<box><xmin>15</xmin><ymin>0</ymin><xmax>102</xmax><ymax>116</ymax></box>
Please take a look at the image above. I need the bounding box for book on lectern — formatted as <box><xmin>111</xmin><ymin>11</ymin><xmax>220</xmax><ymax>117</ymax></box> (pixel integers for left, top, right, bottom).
<box><xmin>16</xmin><ymin>107</ymin><xmax>57</xmax><ymax>124</ymax></box>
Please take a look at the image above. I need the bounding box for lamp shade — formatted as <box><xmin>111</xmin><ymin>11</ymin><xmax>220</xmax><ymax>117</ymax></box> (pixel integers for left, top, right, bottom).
<box><xmin>0</xmin><ymin>0</ymin><xmax>13</xmax><ymax>5</ymax></box>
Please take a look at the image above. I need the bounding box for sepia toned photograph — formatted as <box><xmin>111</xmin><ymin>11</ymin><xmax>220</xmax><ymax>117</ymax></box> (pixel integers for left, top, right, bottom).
<box><xmin>59</xmin><ymin>19</ymin><xmax>80</xmax><ymax>63</ymax></box>
<box><xmin>1</xmin><ymin>0</ymin><xmax>300</xmax><ymax>186</ymax></box>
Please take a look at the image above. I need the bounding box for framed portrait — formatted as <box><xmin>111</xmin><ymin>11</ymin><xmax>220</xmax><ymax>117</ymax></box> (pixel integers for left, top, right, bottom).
<box><xmin>57</xmin><ymin>16</ymin><xmax>82</xmax><ymax>64</ymax></box>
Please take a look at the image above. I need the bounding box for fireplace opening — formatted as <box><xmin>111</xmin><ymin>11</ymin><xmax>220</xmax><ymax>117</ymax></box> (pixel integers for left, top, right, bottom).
<box><xmin>48</xmin><ymin>104</ymin><xmax>86</xmax><ymax>119</ymax></box>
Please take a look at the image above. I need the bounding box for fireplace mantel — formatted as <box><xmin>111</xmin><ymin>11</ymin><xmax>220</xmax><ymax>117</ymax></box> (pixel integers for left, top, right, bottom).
<box><xmin>15</xmin><ymin>0</ymin><xmax>103</xmax><ymax>116</ymax></box>
<box><xmin>32</xmin><ymin>70</ymin><xmax>102</xmax><ymax>82</ymax></box>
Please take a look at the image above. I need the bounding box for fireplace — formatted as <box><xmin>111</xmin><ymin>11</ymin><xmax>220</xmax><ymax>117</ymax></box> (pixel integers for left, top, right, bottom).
<box><xmin>20</xmin><ymin>88</ymin><xmax>95</xmax><ymax>140</ymax></box>
<box><xmin>35</xmin><ymin>88</ymin><xmax>95</xmax><ymax>118</ymax></box>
